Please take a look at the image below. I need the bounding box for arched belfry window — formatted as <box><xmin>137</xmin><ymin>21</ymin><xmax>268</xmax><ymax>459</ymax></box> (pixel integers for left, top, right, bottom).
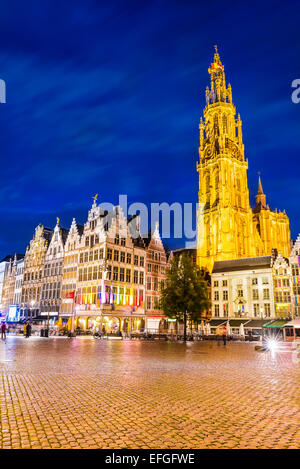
<box><xmin>215</xmin><ymin>171</ymin><xmax>219</xmax><ymax>189</ymax></box>
<box><xmin>256</xmin><ymin>223</ymin><xmax>261</xmax><ymax>236</ymax></box>
<box><xmin>205</xmin><ymin>174</ymin><xmax>210</xmax><ymax>192</ymax></box>
<box><xmin>214</xmin><ymin>114</ymin><xmax>219</xmax><ymax>136</ymax></box>
<box><xmin>222</xmin><ymin>114</ymin><xmax>227</xmax><ymax>134</ymax></box>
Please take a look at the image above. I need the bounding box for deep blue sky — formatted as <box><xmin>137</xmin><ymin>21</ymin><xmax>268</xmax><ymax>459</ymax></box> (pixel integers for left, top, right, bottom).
<box><xmin>0</xmin><ymin>0</ymin><xmax>299</xmax><ymax>258</ymax></box>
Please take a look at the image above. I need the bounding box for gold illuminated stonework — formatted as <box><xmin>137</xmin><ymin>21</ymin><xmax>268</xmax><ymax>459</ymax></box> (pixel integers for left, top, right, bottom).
<box><xmin>197</xmin><ymin>48</ymin><xmax>290</xmax><ymax>272</ymax></box>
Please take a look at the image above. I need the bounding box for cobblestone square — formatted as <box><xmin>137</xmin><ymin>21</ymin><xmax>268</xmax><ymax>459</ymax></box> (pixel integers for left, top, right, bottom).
<box><xmin>0</xmin><ymin>337</ymin><xmax>299</xmax><ymax>449</ymax></box>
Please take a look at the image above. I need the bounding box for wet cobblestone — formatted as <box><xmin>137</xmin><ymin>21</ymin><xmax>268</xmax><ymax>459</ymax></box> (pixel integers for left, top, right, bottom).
<box><xmin>0</xmin><ymin>337</ymin><xmax>299</xmax><ymax>449</ymax></box>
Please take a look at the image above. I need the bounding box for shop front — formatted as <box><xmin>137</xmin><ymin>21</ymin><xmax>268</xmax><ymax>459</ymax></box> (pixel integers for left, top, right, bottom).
<box><xmin>283</xmin><ymin>319</ymin><xmax>300</xmax><ymax>342</ymax></box>
<box><xmin>146</xmin><ymin>315</ymin><xmax>165</xmax><ymax>334</ymax></box>
<box><xmin>71</xmin><ymin>305</ymin><xmax>147</xmax><ymax>335</ymax></box>
<box><xmin>262</xmin><ymin>319</ymin><xmax>290</xmax><ymax>340</ymax></box>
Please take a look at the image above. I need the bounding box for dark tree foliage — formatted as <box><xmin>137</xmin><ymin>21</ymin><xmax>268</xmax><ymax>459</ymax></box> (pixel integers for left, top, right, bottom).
<box><xmin>160</xmin><ymin>254</ymin><xmax>211</xmax><ymax>341</ymax></box>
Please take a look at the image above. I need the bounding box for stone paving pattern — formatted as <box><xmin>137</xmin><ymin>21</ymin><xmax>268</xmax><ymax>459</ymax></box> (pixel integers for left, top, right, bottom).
<box><xmin>0</xmin><ymin>337</ymin><xmax>299</xmax><ymax>449</ymax></box>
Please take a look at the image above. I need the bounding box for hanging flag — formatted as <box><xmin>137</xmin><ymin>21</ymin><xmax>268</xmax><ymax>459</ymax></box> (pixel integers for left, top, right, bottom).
<box><xmin>65</xmin><ymin>291</ymin><xmax>75</xmax><ymax>299</ymax></box>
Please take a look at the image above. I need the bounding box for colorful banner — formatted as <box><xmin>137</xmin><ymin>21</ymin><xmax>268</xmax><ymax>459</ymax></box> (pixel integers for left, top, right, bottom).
<box><xmin>64</xmin><ymin>291</ymin><xmax>75</xmax><ymax>299</ymax></box>
<box><xmin>293</xmin><ymin>276</ymin><xmax>300</xmax><ymax>285</ymax></box>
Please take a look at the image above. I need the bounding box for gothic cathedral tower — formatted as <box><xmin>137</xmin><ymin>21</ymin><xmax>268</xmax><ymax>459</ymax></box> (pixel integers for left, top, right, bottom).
<box><xmin>197</xmin><ymin>47</ymin><xmax>290</xmax><ymax>272</ymax></box>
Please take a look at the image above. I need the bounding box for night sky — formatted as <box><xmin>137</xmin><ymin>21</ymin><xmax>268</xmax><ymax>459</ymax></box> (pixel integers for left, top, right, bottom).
<box><xmin>0</xmin><ymin>0</ymin><xmax>299</xmax><ymax>259</ymax></box>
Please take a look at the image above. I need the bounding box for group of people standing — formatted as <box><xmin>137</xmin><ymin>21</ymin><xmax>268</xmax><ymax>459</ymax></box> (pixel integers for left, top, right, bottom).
<box><xmin>1</xmin><ymin>322</ymin><xmax>6</xmax><ymax>340</ymax></box>
<box><xmin>0</xmin><ymin>322</ymin><xmax>32</xmax><ymax>340</ymax></box>
<box><xmin>217</xmin><ymin>324</ymin><xmax>228</xmax><ymax>345</ymax></box>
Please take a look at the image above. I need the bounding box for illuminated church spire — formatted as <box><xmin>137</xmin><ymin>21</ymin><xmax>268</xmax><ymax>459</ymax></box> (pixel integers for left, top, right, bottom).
<box><xmin>255</xmin><ymin>174</ymin><xmax>267</xmax><ymax>209</ymax></box>
<box><xmin>199</xmin><ymin>46</ymin><xmax>244</xmax><ymax>164</ymax></box>
<box><xmin>205</xmin><ymin>46</ymin><xmax>232</xmax><ymax>105</ymax></box>
<box><xmin>197</xmin><ymin>48</ymin><xmax>290</xmax><ymax>272</ymax></box>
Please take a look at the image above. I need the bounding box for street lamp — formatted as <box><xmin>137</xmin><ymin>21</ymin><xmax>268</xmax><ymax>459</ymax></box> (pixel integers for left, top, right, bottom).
<box><xmin>30</xmin><ymin>300</ymin><xmax>35</xmax><ymax>320</ymax></box>
<box><xmin>260</xmin><ymin>306</ymin><xmax>265</xmax><ymax>341</ymax></box>
<box><xmin>46</xmin><ymin>300</ymin><xmax>50</xmax><ymax>337</ymax></box>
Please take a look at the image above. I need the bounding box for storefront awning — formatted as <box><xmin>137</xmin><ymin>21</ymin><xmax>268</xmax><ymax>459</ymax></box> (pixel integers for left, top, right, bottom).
<box><xmin>226</xmin><ymin>319</ymin><xmax>249</xmax><ymax>327</ymax></box>
<box><xmin>283</xmin><ymin>319</ymin><xmax>300</xmax><ymax>329</ymax></box>
<box><xmin>243</xmin><ymin>319</ymin><xmax>270</xmax><ymax>328</ymax></box>
<box><xmin>209</xmin><ymin>319</ymin><xmax>228</xmax><ymax>327</ymax></box>
<box><xmin>209</xmin><ymin>319</ymin><xmax>249</xmax><ymax>327</ymax></box>
<box><xmin>263</xmin><ymin>319</ymin><xmax>289</xmax><ymax>329</ymax></box>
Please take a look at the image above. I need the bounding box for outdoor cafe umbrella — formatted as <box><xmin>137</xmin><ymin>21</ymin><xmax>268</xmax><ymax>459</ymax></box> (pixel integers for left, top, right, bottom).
<box><xmin>66</xmin><ymin>317</ymin><xmax>72</xmax><ymax>330</ymax></box>
<box><xmin>206</xmin><ymin>322</ymin><xmax>211</xmax><ymax>336</ymax></box>
<box><xmin>226</xmin><ymin>320</ymin><xmax>231</xmax><ymax>336</ymax></box>
<box><xmin>56</xmin><ymin>317</ymin><xmax>63</xmax><ymax>328</ymax></box>
<box><xmin>239</xmin><ymin>322</ymin><xmax>245</xmax><ymax>337</ymax></box>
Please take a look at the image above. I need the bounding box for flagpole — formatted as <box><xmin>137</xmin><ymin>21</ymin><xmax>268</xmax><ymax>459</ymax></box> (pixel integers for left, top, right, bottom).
<box><xmin>71</xmin><ymin>292</ymin><xmax>76</xmax><ymax>335</ymax></box>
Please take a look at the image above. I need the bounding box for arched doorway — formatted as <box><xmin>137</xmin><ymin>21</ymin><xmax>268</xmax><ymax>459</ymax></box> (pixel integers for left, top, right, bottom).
<box><xmin>122</xmin><ymin>318</ymin><xmax>130</xmax><ymax>333</ymax></box>
<box><xmin>140</xmin><ymin>318</ymin><xmax>145</xmax><ymax>332</ymax></box>
<box><xmin>102</xmin><ymin>316</ymin><xmax>120</xmax><ymax>334</ymax></box>
<box><xmin>159</xmin><ymin>319</ymin><xmax>167</xmax><ymax>333</ymax></box>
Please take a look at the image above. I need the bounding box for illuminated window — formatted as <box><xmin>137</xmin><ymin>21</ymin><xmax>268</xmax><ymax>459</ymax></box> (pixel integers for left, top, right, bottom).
<box><xmin>252</xmin><ymin>289</ymin><xmax>259</xmax><ymax>300</ymax></box>
<box><xmin>264</xmin><ymin>303</ymin><xmax>271</xmax><ymax>317</ymax></box>
<box><xmin>120</xmin><ymin>268</ymin><xmax>125</xmax><ymax>282</ymax></box>
<box><xmin>114</xmin><ymin>250</ymin><xmax>119</xmax><ymax>262</ymax></box>
<box><xmin>263</xmin><ymin>289</ymin><xmax>270</xmax><ymax>300</ymax></box>
<box><xmin>253</xmin><ymin>304</ymin><xmax>259</xmax><ymax>317</ymax></box>
<box><xmin>113</xmin><ymin>267</ymin><xmax>118</xmax><ymax>281</ymax></box>
<box><xmin>126</xmin><ymin>269</ymin><xmax>131</xmax><ymax>283</ymax></box>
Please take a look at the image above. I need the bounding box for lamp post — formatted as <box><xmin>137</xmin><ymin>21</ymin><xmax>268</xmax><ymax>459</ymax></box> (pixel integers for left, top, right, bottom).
<box><xmin>30</xmin><ymin>300</ymin><xmax>35</xmax><ymax>321</ymax></box>
<box><xmin>260</xmin><ymin>306</ymin><xmax>265</xmax><ymax>341</ymax></box>
<box><xmin>100</xmin><ymin>260</ymin><xmax>108</xmax><ymax>335</ymax></box>
<box><xmin>70</xmin><ymin>292</ymin><xmax>76</xmax><ymax>335</ymax></box>
<box><xmin>46</xmin><ymin>300</ymin><xmax>50</xmax><ymax>337</ymax></box>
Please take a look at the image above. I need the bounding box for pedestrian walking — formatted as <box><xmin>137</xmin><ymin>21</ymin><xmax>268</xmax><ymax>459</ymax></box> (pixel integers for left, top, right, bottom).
<box><xmin>1</xmin><ymin>322</ymin><xmax>6</xmax><ymax>340</ymax></box>
<box><xmin>222</xmin><ymin>324</ymin><xmax>227</xmax><ymax>345</ymax></box>
<box><xmin>25</xmin><ymin>323</ymin><xmax>31</xmax><ymax>338</ymax></box>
